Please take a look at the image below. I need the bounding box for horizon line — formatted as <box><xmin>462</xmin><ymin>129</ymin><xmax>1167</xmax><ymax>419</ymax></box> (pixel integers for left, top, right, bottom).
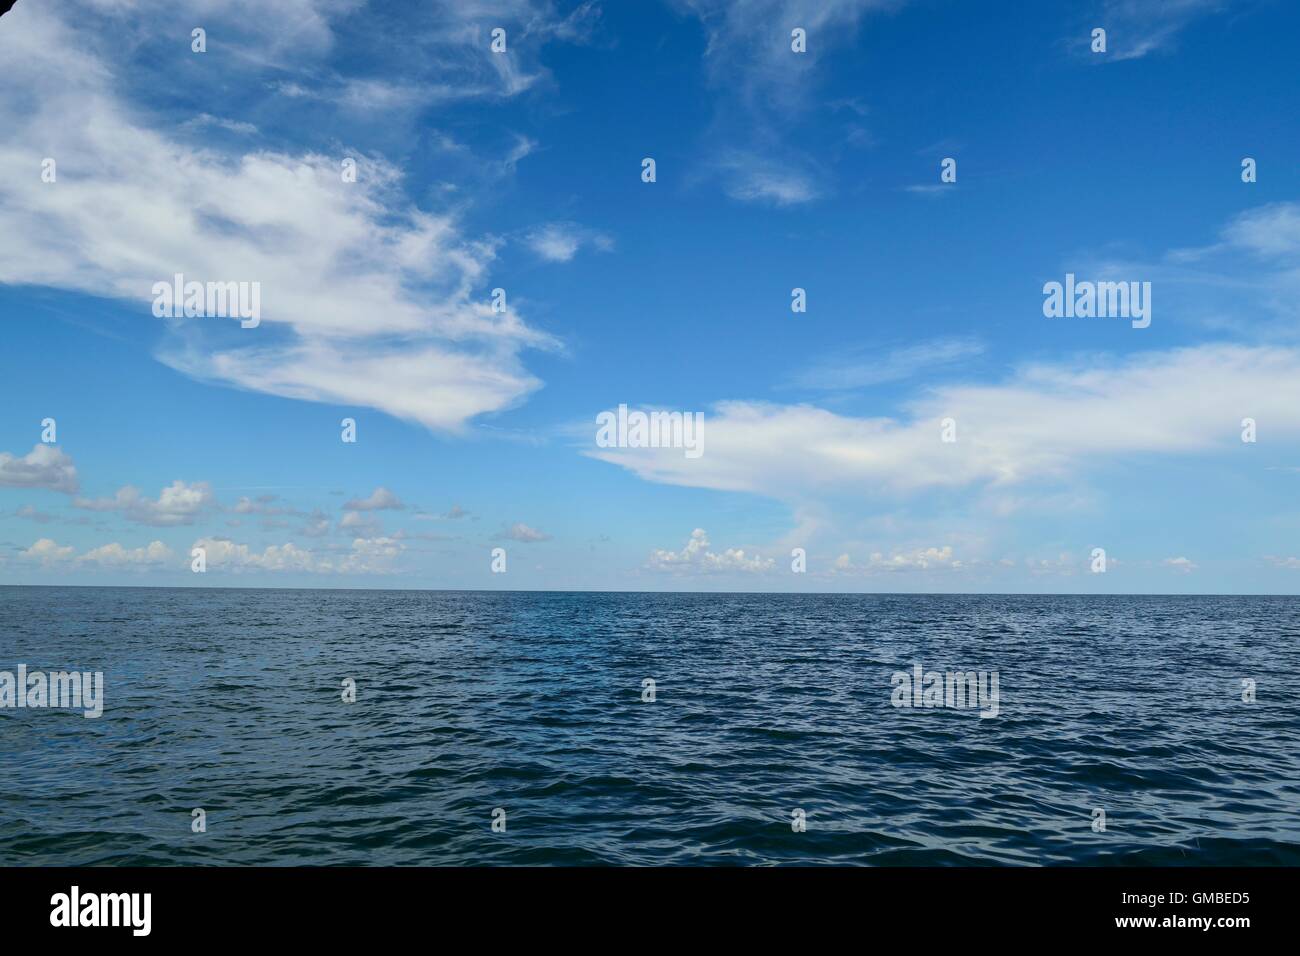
<box><xmin>0</xmin><ymin>583</ymin><xmax>1295</xmax><ymax>598</ymax></box>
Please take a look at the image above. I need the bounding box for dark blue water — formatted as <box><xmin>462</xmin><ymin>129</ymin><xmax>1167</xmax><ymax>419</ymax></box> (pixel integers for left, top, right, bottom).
<box><xmin>1</xmin><ymin>587</ymin><xmax>1297</xmax><ymax>865</ymax></box>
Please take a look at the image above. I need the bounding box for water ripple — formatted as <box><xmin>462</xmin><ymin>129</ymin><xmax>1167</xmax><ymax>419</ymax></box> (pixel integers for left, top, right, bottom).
<box><xmin>1</xmin><ymin>588</ymin><xmax>1298</xmax><ymax>865</ymax></box>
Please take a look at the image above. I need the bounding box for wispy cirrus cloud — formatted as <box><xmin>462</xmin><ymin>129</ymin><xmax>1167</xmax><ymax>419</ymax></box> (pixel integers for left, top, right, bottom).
<box><xmin>673</xmin><ymin>0</ymin><xmax>901</xmax><ymax>205</ymax></box>
<box><xmin>1105</xmin><ymin>201</ymin><xmax>1300</xmax><ymax>336</ymax></box>
<box><xmin>1088</xmin><ymin>0</ymin><xmax>1227</xmax><ymax>61</ymax></box>
<box><xmin>715</xmin><ymin>152</ymin><xmax>821</xmax><ymax>206</ymax></box>
<box><xmin>673</xmin><ymin>0</ymin><xmax>899</xmax><ymax>109</ymax></box>
<box><xmin>1199</xmin><ymin>202</ymin><xmax>1300</xmax><ymax>260</ymax></box>
<box><xmin>788</xmin><ymin>337</ymin><xmax>984</xmax><ymax>392</ymax></box>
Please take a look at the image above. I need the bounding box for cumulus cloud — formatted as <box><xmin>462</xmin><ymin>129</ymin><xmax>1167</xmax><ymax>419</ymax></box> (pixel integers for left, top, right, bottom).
<box><xmin>0</xmin><ymin>445</ymin><xmax>79</xmax><ymax>494</ymax></box>
<box><xmin>343</xmin><ymin>487</ymin><xmax>405</xmax><ymax>511</ymax></box>
<box><xmin>648</xmin><ymin>528</ymin><xmax>774</xmax><ymax>573</ymax></box>
<box><xmin>523</xmin><ymin>222</ymin><xmax>613</xmax><ymax>262</ymax></box>
<box><xmin>19</xmin><ymin>538</ymin><xmax>76</xmax><ymax>566</ymax></box>
<box><xmin>79</xmin><ymin>540</ymin><xmax>174</xmax><ymax>567</ymax></box>
<box><xmin>300</xmin><ymin>509</ymin><xmax>332</xmax><ymax>537</ymax></box>
<box><xmin>192</xmin><ymin>535</ymin><xmax>403</xmax><ymax>574</ymax></box>
<box><xmin>193</xmin><ymin>538</ymin><xmax>317</xmax><ymax>573</ymax></box>
<box><xmin>16</xmin><ymin>537</ymin><xmax>174</xmax><ymax>569</ymax></box>
<box><xmin>75</xmin><ymin>480</ymin><xmax>215</xmax><ymax>527</ymax></box>
<box><xmin>338</xmin><ymin>510</ymin><xmax>383</xmax><ymax>537</ymax></box>
<box><xmin>496</xmin><ymin>522</ymin><xmax>551</xmax><ymax>543</ymax></box>
<box><xmin>832</xmin><ymin>546</ymin><xmax>961</xmax><ymax>574</ymax></box>
<box><xmin>1163</xmin><ymin>556</ymin><xmax>1198</xmax><ymax>573</ymax></box>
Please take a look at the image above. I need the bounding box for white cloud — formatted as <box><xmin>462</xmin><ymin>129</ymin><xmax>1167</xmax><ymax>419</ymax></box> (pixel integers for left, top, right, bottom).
<box><xmin>0</xmin><ymin>445</ymin><xmax>79</xmax><ymax>494</ymax></box>
<box><xmin>0</xmin><ymin>1</ymin><xmax>561</xmax><ymax>433</ymax></box>
<box><xmin>496</xmin><ymin>522</ymin><xmax>551</xmax><ymax>543</ymax></box>
<box><xmin>674</xmin><ymin>0</ymin><xmax>897</xmax><ymax>107</ymax></box>
<box><xmin>300</xmin><ymin>510</ymin><xmax>331</xmax><ymax>537</ymax></box>
<box><xmin>833</xmin><ymin>546</ymin><xmax>961</xmax><ymax>574</ymax></box>
<box><xmin>523</xmin><ymin>222</ymin><xmax>613</xmax><ymax>262</ymax></box>
<box><xmin>338</xmin><ymin>510</ymin><xmax>382</xmax><ymax>537</ymax></box>
<box><xmin>1143</xmin><ymin>200</ymin><xmax>1300</xmax><ymax>336</ymax></box>
<box><xmin>1093</xmin><ymin>0</ymin><xmax>1225</xmax><ymax>61</ymax></box>
<box><xmin>789</xmin><ymin>337</ymin><xmax>984</xmax><ymax>391</ymax></box>
<box><xmin>343</xmin><ymin>487</ymin><xmax>405</xmax><ymax>511</ymax></box>
<box><xmin>589</xmin><ymin>345</ymin><xmax>1300</xmax><ymax>501</ymax></box>
<box><xmin>193</xmin><ymin>538</ymin><xmax>317</xmax><ymax>573</ymax></box>
<box><xmin>718</xmin><ymin>154</ymin><xmax>820</xmax><ymax>206</ymax></box>
<box><xmin>75</xmin><ymin>480</ymin><xmax>214</xmax><ymax>527</ymax></box>
<box><xmin>183</xmin><ymin>114</ymin><xmax>259</xmax><ymax>136</ymax></box>
<box><xmin>192</xmin><ymin>535</ymin><xmax>403</xmax><ymax>574</ymax></box>
<box><xmin>499</xmin><ymin>135</ymin><xmax>539</xmax><ymax>173</ymax></box>
<box><xmin>1026</xmin><ymin>553</ymin><xmax>1088</xmax><ymax>577</ymax></box>
<box><xmin>79</xmin><ymin>540</ymin><xmax>174</xmax><ymax>567</ymax></box>
<box><xmin>20</xmin><ymin>538</ymin><xmax>76</xmax><ymax>566</ymax></box>
<box><xmin>673</xmin><ymin>1</ymin><xmax>897</xmax><ymax>205</ymax></box>
<box><xmin>343</xmin><ymin>536</ymin><xmax>404</xmax><ymax>572</ymax></box>
<box><xmin>903</xmin><ymin>183</ymin><xmax>953</xmax><ymax>198</ymax></box>
<box><xmin>648</xmin><ymin>528</ymin><xmax>774</xmax><ymax>573</ymax></box>
<box><xmin>1163</xmin><ymin>556</ymin><xmax>1197</xmax><ymax>573</ymax></box>
<box><xmin>14</xmin><ymin>536</ymin><xmax>173</xmax><ymax>571</ymax></box>
<box><xmin>1219</xmin><ymin>202</ymin><xmax>1300</xmax><ymax>259</ymax></box>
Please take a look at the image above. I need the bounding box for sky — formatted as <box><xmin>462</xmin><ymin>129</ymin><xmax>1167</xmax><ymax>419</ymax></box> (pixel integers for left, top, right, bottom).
<box><xmin>1</xmin><ymin>0</ymin><xmax>1299</xmax><ymax>593</ymax></box>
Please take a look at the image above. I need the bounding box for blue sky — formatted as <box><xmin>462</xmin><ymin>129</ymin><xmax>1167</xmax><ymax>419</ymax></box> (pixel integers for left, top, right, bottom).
<box><xmin>2</xmin><ymin>0</ymin><xmax>1299</xmax><ymax>592</ymax></box>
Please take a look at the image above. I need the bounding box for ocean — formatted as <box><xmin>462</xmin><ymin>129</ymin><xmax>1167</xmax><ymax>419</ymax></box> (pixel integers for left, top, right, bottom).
<box><xmin>2</xmin><ymin>587</ymin><xmax>1297</xmax><ymax>865</ymax></box>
